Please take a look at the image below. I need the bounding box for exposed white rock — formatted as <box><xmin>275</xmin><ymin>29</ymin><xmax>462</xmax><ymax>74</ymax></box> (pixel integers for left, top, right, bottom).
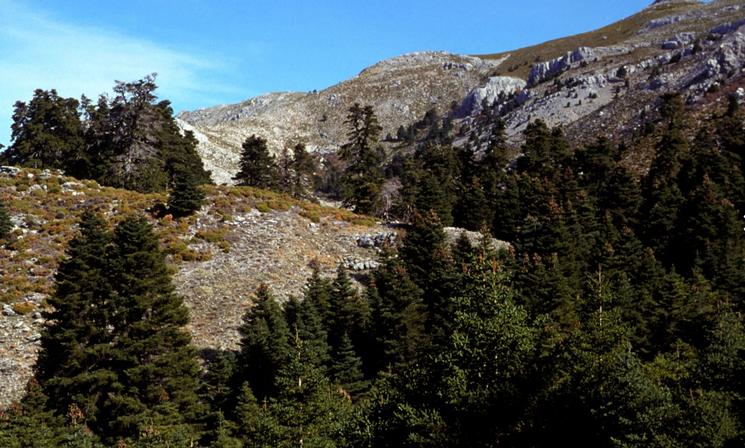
<box><xmin>528</xmin><ymin>47</ymin><xmax>596</xmax><ymax>86</ymax></box>
<box><xmin>461</xmin><ymin>76</ymin><xmax>527</xmax><ymax>115</ymax></box>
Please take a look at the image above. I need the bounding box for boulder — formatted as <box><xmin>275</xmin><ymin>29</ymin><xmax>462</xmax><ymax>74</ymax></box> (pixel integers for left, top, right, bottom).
<box><xmin>2</xmin><ymin>304</ymin><xmax>16</xmax><ymax>316</ymax></box>
<box><xmin>528</xmin><ymin>47</ymin><xmax>595</xmax><ymax>86</ymax></box>
<box><xmin>460</xmin><ymin>76</ymin><xmax>527</xmax><ymax>115</ymax></box>
<box><xmin>0</xmin><ymin>166</ymin><xmax>20</xmax><ymax>176</ymax></box>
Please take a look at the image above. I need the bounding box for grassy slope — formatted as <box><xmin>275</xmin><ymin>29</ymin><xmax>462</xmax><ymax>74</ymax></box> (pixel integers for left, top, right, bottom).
<box><xmin>0</xmin><ymin>168</ymin><xmax>374</xmax><ymax>310</ymax></box>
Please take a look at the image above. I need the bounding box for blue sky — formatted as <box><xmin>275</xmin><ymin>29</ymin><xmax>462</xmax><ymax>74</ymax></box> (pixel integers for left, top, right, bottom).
<box><xmin>0</xmin><ymin>0</ymin><xmax>655</xmax><ymax>146</ymax></box>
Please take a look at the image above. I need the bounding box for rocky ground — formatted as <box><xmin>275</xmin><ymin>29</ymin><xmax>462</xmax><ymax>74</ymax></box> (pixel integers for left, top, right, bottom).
<box><xmin>178</xmin><ymin>51</ymin><xmax>501</xmax><ymax>183</ymax></box>
<box><xmin>0</xmin><ymin>167</ymin><xmax>389</xmax><ymax>407</ymax></box>
<box><xmin>174</xmin><ymin>208</ymin><xmax>387</xmax><ymax>351</ymax></box>
<box><xmin>180</xmin><ymin>0</ymin><xmax>745</xmax><ymax>183</ymax></box>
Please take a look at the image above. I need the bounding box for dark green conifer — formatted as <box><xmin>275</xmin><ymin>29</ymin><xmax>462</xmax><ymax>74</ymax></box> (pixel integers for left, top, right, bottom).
<box><xmin>0</xmin><ymin>199</ymin><xmax>13</xmax><ymax>240</ymax></box>
<box><xmin>167</xmin><ymin>168</ymin><xmax>205</xmax><ymax>218</ymax></box>
<box><xmin>294</xmin><ymin>297</ymin><xmax>331</xmax><ymax>371</ymax></box>
<box><xmin>290</xmin><ymin>143</ymin><xmax>316</xmax><ymax>199</ymax></box>
<box><xmin>36</xmin><ymin>211</ymin><xmax>114</xmax><ymax>431</ymax></box>
<box><xmin>368</xmin><ymin>253</ymin><xmax>427</xmax><ymax>371</ymax></box>
<box><xmin>271</xmin><ymin>332</ymin><xmax>353</xmax><ymax>448</ymax></box>
<box><xmin>327</xmin><ymin>266</ymin><xmax>368</xmax><ymax>354</ymax></box>
<box><xmin>234</xmin><ymin>384</ymin><xmax>279</xmax><ymax>447</ymax></box>
<box><xmin>3</xmin><ymin>89</ymin><xmax>85</xmax><ymax>175</ymax></box>
<box><xmin>233</xmin><ymin>135</ymin><xmax>278</xmax><ymax>189</ymax></box>
<box><xmin>103</xmin><ymin>216</ymin><xmax>204</xmax><ymax>442</ymax></box>
<box><xmin>339</xmin><ymin>103</ymin><xmax>384</xmax><ymax>214</ymax></box>
<box><xmin>237</xmin><ymin>284</ymin><xmax>291</xmax><ymax>400</ymax></box>
<box><xmin>329</xmin><ymin>332</ymin><xmax>367</xmax><ymax>398</ymax></box>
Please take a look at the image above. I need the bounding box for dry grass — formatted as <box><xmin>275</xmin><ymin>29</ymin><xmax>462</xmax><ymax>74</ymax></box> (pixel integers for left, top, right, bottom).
<box><xmin>0</xmin><ymin>168</ymin><xmax>376</xmax><ymax>305</ymax></box>
<box><xmin>478</xmin><ymin>1</ymin><xmax>706</xmax><ymax>79</ymax></box>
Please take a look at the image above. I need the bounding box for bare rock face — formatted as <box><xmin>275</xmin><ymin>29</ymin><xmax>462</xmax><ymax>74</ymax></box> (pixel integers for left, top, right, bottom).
<box><xmin>179</xmin><ymin>0</ymin><xmax>745</xmax><ymax>178</ymax></box>
<box><xmin>460</xmin><ymin>76</ymin><xmax>526</xmax><ymax>115</ymax></box>
<box><xmin>527</xmin><ymin>47</ymin><xmax>596</xmax><ymax>86</ymax></box>
<box><xmin>179</xmin><ymin>51</ymin><xmax>502</xmax><ymax>184</ymax></box>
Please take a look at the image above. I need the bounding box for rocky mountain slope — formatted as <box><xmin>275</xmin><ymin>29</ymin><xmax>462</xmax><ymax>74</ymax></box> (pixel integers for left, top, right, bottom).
<box><xmin>178</xmin><ymin>52</ymin><xmax>502</xmax><ymax>184</ymax></box>
<box><xmin>0</xmin><ymin>167</ymin><xmax>388</xmax><ymax>406</ymax></box>
<box><xmin>179</xmin><ymin>0</ymin><xmax>745</xmax><ymax>183</ymax></box>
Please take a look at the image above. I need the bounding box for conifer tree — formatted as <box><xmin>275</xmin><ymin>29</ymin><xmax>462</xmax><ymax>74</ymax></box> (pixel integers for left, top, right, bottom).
<box><xmin>293</xmin><ymin>297</ymin><xmax>331</xmax><ymax>371</ymax></box>
<box><xmin>290</xmin><ymin>143</ymin><xmax>316</xmax><ymax>199</ymax></box>
<box><xmin>103</xmin><ymin>216</ymin><xmax>204</xmax><ymax>442</ymax></box>
<box><xmin>327</xmin><ymin>266</ymin><xmax>368</xmax><ymax>354</ymax></box>
<box><xmin>201</xmin><ymin>351</ymin><xmax>237</xmax><ymax>417</ymax></box>
<box><xmin>435</xmin><ymin>256</ymin><xmax>538</xmax><ymax>446</ymax></box>
<box><xmin>233</xmin><ymin>135</ymin><xmax>278</xmax><ymax>189</ymax></box>
<box><xmin>167</xmin><ymin>167</ymin><xmax>205</xmax><ymax>217</ymax></box>
<box><xmin>84</xmin><ymin>75</ymin><xmax>210</xmax><ymax>192</ymax></box>
<box><xmin>0</xmin><ymin>199</ymin><xmax>12</xmax><ymax>240</ymax></box>
<box><xmin>3</xmin><ymin>89</ymin><xmax>85</xmax><ymax>175</ymax></box>
<box><xmin>234</xmin><ymin>384</ymin><xmax>279</xmax><ymax>447</ymax></box>
<box><xmin>339</xmin><ymin>103</ymin><xmax>384</xmax><ymax>214</ymax></box>
<box><xmin>270</xmin><ymin>333</ymin><xmax>353</xmax><ymax>448</ymax></box>
<box><xmin>35</xmin><ymin>213</ymin><xmax>204</xmax><ymax>444</ymax></box>
<box><xmin>329</xmin><ymin>332</ymin><xmax>367</xmax><ymax>398</ymax></box>
<box><xmin>237</xmin><ymin>284</ymin><xmax>291</xmax><ymax>400</ymax></box>
<box><xmin>399</xmin><ymin>210</ymin><xmax>456</xmax><ymax>342</ymax></box>
<box><xmin>368</xmin><ymin>253</ymin><xmax>427</xmax><ymax>371</ymax></box>
<box><xmin>36</xmin><ymin>211</ymin><xmax>114</xmax><ymax>432</ymax></box>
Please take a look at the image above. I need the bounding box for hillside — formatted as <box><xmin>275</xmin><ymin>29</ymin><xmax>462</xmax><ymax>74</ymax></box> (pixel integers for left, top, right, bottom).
<box><xmin>179</xmin><ymin>0</ymin><xmax>745</xmax><ymax>183</ymax></box>
<box><xmin>0</xmin><ymin>167</ymin><xmax>387</xmax><ymax>406</ymax></box>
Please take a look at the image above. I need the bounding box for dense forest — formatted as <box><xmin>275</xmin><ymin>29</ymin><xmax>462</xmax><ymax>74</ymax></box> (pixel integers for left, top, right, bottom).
<box><xmin>0</xmin><ymin>79</ymin><xmax>743</xmax><ymax>447</ymax></box>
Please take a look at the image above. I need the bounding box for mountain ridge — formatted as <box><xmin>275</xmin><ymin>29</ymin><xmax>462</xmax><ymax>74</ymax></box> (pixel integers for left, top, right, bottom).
<box><xmin>179</xmin><ymin>0</ymin><xmax>745</xmax><ymax>184</ymax></box>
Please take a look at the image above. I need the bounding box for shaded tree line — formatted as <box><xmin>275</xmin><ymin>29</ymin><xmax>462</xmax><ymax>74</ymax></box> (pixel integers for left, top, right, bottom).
<box><xmin>1</xmin><ymin>75</ymin><xmax>211</xmax><ymax>216</ymax></box>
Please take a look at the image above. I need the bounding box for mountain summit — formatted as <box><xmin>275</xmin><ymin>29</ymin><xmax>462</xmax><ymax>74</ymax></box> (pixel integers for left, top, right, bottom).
<box><xmin>179</xmin><ymin>0</ymin><xmax>745</xmax><ymax>184</ymax></box>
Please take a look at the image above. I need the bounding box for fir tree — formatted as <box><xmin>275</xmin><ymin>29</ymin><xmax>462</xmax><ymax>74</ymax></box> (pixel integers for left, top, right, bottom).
<box><xmin>35</xmin><ymin>213</ymin><xmax>203</xmax><ymax>444</ymax></box>
<box><xmin>35</xmin><ymin>211</ymin><xmax>115</xmax><ymax>432</ymax></box>
<box><xmin>329</xmin><ymin>332</ymin><xmax>367</xmax><ymax>398</ymax></box>
<box><xmin>290</xmin><ymin>143</ymin><xmax>316</xmax><ymax>199</ymax></box>
<box><xmin>3</xmin><ymin>89</ymin><xmax>85</xmax><ymax>175</ymax></box>
<box><xmin>167</xmin><ymin>167</ymin><xmax>205</xmax><ymax>218</ymax></box>
<box><xmin>233</xmin><ymin>135</ymin><xmax>278</xmax><ymax>189</ymax></box>
<box><xmin>103</xmin><ymin>216</ymin><xmax>204</xmax><ymax>443</ymax></box>
<box><xmin>234</xmin><ymin>384</ymin><xmax>279</xmax><ymax>447</ymax></box>
<box><xmin>327</xmin><ymin>266</ymin><xmax>368</xmax><ymax>355</ymax></box>
<box><xmin>84</xmin><ymin>74</ymin><xmax>210</xmax><ymax>192</ymax></box>
<box><xmin>368</xmin><ymin>253</ymin><xmax>427</xmax><ymax>371</ymax></box>
<box><xmin>0</xmin><ymin>199</ymin><xmax>12</xmax><ymax>240</ymax></box>
<box><xmin>399</xmin><ymin>210</ymin><xmax>456</xmax><ymax>342</ymax></box>
<box><xmin>302</xmin><ymin>262</ymin><xmax>333</xmax><ymax>325</ymax></box>
<box><xmin>236</xmin><ymin>284</ymin><xmax>291</xmax><ymax>400</ymax></box>
<box><xmin>339</xmin><ymin>103</ymin><xmax>384</xmax><ymax>214</ymax></box>
<box><xmin>270</xmin><ymin>332</ymin><xmax>353</xmax><ymax>448</ymax></box>
<box><xmin>293</xmin><ymin>297</ymin><xmax>331</xmax><ymax>371</ymax></box>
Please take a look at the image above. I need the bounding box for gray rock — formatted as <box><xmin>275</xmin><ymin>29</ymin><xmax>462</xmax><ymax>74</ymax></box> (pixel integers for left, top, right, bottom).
<box><xmin>0</xmin><ymin>166</ymin><xmax>21</xmax><ymax>176</ymax></box>
<box><xmin>22</xmin><ymin>293</ymin><xmax>46</xmax><ymax>304</ymax></box>
<box><xmin>709</xmin><ymin>18</ymin><xmax>745</xmax><ymax>37</ymax></box>
<box><xmin>356</xmin><ymin>232</ymin><xmax>396</xmax><ymax>248</ymax></box>
<box><xmin>443</xmin><ymin>227</ymin><xmax>511</xmax><ymax>252</ymax></box>
<box><xmin>641</xmin><ymin>14</ymin><xmax>686</xmax><ymax>32</ymax></box>
<box><xmin>2</xmin><ymin>304</ymin><xmax>16</xmax><ymax>316</ymax></box>
<box><xmin>61</xmin><ymin>181</ymin><xmax>83</xmax><ymax>191</ymax></box>
<box><xmin>528</xmin><ymin>47</ymin><xmax>595</xmax><ymax>86</ymax></box>
<box><xmin>461</xmin><ymin>76</ymin><xmax>527</xmax><ymax>115</ymax></box>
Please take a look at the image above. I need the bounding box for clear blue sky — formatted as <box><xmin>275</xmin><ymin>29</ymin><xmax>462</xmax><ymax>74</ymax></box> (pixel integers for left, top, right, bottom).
<box><xmin>0</xmin><ymin>0</ymin><xmax>655</xmax><ymax>146</ymax></box>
